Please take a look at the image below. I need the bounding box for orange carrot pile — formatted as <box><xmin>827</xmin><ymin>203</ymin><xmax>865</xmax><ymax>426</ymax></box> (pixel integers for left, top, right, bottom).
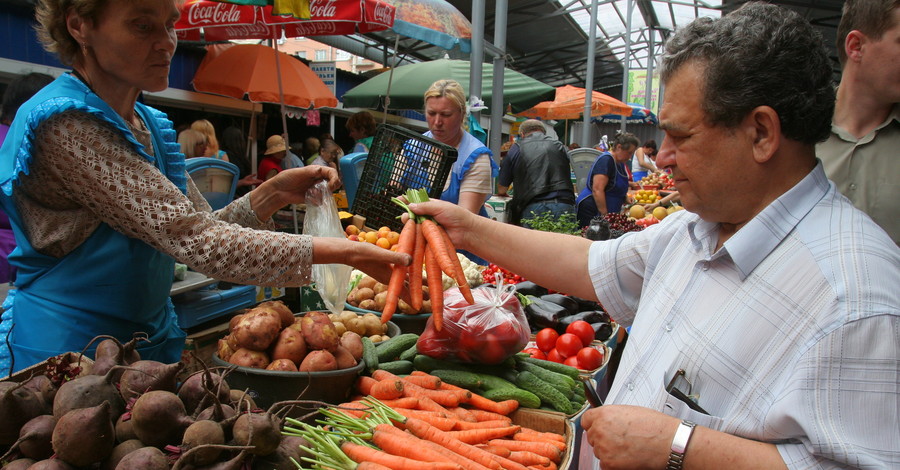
<box><xmin>385</xmin><ymin>188</ymin><xmax>476</xmax><ymax>329</ymax></box>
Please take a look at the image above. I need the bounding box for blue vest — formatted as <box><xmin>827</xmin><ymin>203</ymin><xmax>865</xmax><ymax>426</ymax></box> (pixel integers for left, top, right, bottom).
<box><xmin>0</xmin><ymin>73</ymin><xmax>187</xmax><ymax>373</ymax></box>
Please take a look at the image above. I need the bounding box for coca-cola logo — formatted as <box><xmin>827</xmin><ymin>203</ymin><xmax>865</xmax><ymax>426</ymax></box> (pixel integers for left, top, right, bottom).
<box><xmin>309</xmin><ymin>0</ymin><xmax>337</xmax><ymax>18</ymax></box>
<box><xmin>372</xmin><ymin>3</ymin><xmax>393</xmax><ymax>25</ymax></box>
<box><xmin>291</xmin><ymin>22</ymin><xmax>339</xmax><ymax>35</ymax></box>
<box><xmin>187</xmin><ymin>2</ymin><xmax>243</xmax><ymax>26</ymax></box>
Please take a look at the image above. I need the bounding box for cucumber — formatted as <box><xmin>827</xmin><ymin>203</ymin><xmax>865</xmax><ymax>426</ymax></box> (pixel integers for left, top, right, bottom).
<box><xmin>481</xmin><ymin>387</ymin><xmax>541</xmax><ymax>409</ymax></box>
<box><xmin>361</xmin><ymin>337</ymin><xmax>378</xmax><ymax>373</ymax></box>
<box><xmin>412</xmin><ymin>355</ymin><xmax>473</xmax><ymax>373</ymax></box>
<box><xmin>472</xmin><ymin>373</ymin><xmax>518</xmax><ymax>391</ymax></box>
<box><xmin>398</xmin><ymin>343</ymin><xmax>419</xmax><ymax>362</ymax></box>
<box><xmin>516</xmin><ymin>371</ymin><xmax>573</xmax><ymax>414</ymax></box>
<box><xmin>516</xmin><ymin>361</ymin><xmax>577</xmax><ymax>393</ymax></box>
<box><xmin>516</xmin><ymin>356</ymin><xmax>580</xmax><ymax>380</ymax></box>
<box><xmin>378</xmin><ymin>360</ymin><xmax>414</xmax><ymax>375</ymax></box>
<box><xmin>430</xmin><ymin>370</ymin><xmax>483</xmax><ymax>389</ymax></box>
<box><xmin>375</xmin><ymin>333</ymin><xmax>419</xmax><ymax>362</ymax></box>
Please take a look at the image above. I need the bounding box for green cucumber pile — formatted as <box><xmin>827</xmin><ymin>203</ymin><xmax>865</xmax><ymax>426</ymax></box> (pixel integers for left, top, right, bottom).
<box><xmin>364</xmin><ymin>332</ymin><xmax>587</xmax><ymax>415</ymax></box>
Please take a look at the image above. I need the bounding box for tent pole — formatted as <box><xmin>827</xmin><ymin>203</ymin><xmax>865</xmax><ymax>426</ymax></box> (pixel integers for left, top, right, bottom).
<box><xmin>621</xmin><ymin>0</ymin><xmax>635</xmax><ymax>133</ymax></box>
<box><xmin>469</xmin><ymin>0</ymin><xmax>485</xmax><ymax>122</ymax></box>
<box><xmin>581</xmin><ymin>0</ymin><xmax>599</xmax><ymax>147</ymax></box>
<box><xmin>489</xmin><ymin>0</ymin><xmax>508</xmax><ymax>163</ymax></box>
<box><xmin>381</xmin><ymin>34</ymin><xmax>401</xmax><ymax>123</ymax></box>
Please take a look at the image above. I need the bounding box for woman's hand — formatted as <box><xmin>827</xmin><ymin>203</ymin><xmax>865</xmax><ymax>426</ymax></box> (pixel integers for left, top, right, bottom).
<box><xmin>237</xmin><ymin>173</ymin><xmax>263</xmax><ymax>188</ymax></box>
<box><xmin>250</xmin><ymin>166</ymin><xmax>341</xmax><ymax>220</ymax></box>
<box><xmin>313</xmin><ymin>238</ymin><xmax>411</xmax><ymax>285</ymax></box>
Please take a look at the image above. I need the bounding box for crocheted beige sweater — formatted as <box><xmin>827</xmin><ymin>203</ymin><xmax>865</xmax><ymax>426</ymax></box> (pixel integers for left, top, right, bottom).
<box><xmin>12</xmin><ymin>111</ymin><xmax>313</xmax><ymax>287</ymax></box>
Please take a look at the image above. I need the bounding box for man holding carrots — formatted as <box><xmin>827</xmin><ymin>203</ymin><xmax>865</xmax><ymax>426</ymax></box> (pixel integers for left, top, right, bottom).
<box><xmin>408</xmin><ymin>3</ymin><xmax>899</xmax><ymax>469</ymax></box>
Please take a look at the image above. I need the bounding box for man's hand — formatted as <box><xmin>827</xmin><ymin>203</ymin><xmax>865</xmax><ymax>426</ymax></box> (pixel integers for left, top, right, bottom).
<box><xmin>581</xmin><ymin>405</ymin><xmax>679</xmax><ymax>470</ymax></box>
<box><xmin>407</xmin><ymin>199</ymin><xmax>478</xmax><ymax>251</ymax></box>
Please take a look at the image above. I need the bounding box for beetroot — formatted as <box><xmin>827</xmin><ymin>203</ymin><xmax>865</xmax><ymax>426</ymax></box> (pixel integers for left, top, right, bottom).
<box><xmin>51</xmin><ymin>367</ymin><xmax>125</xmax><ymax>421</ymax></box>
<box><xmin>51</xmin><ymin>401</ymin><xmax>115</xmax><ymax>467</ymax></box>
<box><xmin>181</xmin><ymin>420</ymin><xmax>226</xmax><ymax>465</ymax></box>
<box><xmin>0</xmin><ymin>381</ymin><xmax>46</xmax><ymax>446</ymax></box>
<box><xmin>177</xmin><ymin>369</ymin><xmax>230</xmax><ymax>416</ymax></box>
<box><xmin>118</xmin><ymin>360</ymin><xmax>183</xmax><ymax>402</ymax></box>
<box><xmin>113</xmin><ymin>446</ymin><xmax>167</xmax><ymax>470</ymax></box>
<box><xmin>23</xmin><ymin>459</ymin><xmax>74</xmax><ymax>469</ymax></box>
<box><xmin>3</xmin><ymin>458</ymin><xmax>36</xmax><ymax>470</ymax></box>
<box><xmin>114</xmin><ymin>413</ymin><xmax>137</xmax><ymax>443</ymax></box>
<box><xmin>22</xmin><ymin>375</ymin><xmax>55</xmax><ymax>414</ymax></box>
<box><xmin>130</xmin><ymin>390</ymin><xmax>194</xmax><ymax>448</ymax></box>
<box><xmin>100</xmin><ymin>439</ymin><xmax>144</xmax><ymax>470</ymax></box>
<box><xmin>232</xmin><ymin>412</ymin><xmax>282</xmax><ymax>456</ymax></box>
<box><xmin>0</xmin><ymin>414</ymin><xmax>57</xmax><ymax>461</ymax></box>
<box><xmin>251</xmin><ymin>435</ymin><xmax>311</xmax><ymax>470</ymax></box>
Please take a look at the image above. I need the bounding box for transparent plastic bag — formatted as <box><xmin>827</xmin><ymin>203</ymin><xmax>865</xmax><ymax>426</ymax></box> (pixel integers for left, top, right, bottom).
<box><xmin>415</xmin><ymin>274</ymin><xmax>529</xmax><ymax>364</ymax></box>
<box><xmin>303</xmin><ymin>180</ymin><xmax>352</xmax><ymax>315</ymax></box>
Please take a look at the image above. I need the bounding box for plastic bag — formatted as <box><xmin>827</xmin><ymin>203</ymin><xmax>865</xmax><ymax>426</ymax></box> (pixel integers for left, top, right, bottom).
<box><xmin>416</xmin><ymin>275</ymin><xmax>529</xmax><ymax>364</ymax></box>
<box><xmin>302</xmin><ymin>180</ymin><xmax>352</xmax><ymax>315</ymax></box>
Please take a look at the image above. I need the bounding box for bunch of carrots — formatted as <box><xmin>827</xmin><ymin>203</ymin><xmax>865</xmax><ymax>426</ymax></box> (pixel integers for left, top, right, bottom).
<box><xmin>283</xmin><ymin>370</ymin><xmax>566</xmax><ymax>470</ymax></box>
<box><xmin>382</xmin><ymin>189</ymin><xmax>475</xmax><ymax>330</ymax></box>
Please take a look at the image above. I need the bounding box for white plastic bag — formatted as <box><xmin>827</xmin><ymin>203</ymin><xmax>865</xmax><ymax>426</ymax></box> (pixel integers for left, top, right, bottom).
<box><xmin>303</xmin><ymin>180</ymin><xmax>352</xmax><ymax>315</ymax></box>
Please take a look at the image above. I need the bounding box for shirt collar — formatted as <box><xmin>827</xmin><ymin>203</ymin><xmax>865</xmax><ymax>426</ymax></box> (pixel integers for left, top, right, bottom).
<box><xmin>724</xmin><ymin>161</ymin><xmax>830</xmax><ymax>279</ymax></box>
<box><xmin>831</xmin><ymin>103</ymin><xmax>900</xmax><ymax>143</ymax></box>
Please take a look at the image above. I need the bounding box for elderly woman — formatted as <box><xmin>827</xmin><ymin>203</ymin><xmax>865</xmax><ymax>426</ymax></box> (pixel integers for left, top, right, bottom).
<box><xmin>0</xmin><ymin>0</ymin><xmax>408</xmax><ymax>373</ymax></box>
<box><xmin>423</xmin><ymin>79</ymin><xmax>498</xmax><ymax>215</ymax></box>
<box><xmin>575</xmin><ymin>132</ymin><xmax>640</xmax><ymax>226</ymax></box>
<box><xmin>177</xmin><ymin>128</ymin><xmax>208</xmax><ymax>159</ymax></box>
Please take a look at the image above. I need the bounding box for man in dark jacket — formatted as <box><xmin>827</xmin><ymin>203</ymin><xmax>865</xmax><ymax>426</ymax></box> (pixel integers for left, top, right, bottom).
<box><xmin>497</xmin><ymin>120</ymin><xmax>575</xmax><ymax>226</ymax></box>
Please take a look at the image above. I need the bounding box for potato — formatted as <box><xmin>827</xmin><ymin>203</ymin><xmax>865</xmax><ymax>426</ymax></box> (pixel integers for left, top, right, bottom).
<box><xmin>345</xmin><ymin>288</ymin><xmax>360</xmax><ymax>307</ymax></box>
<box><xmin>333</xmin><ymin>321</ymin><xmax>347</xmax><ymax>336</ymax></box>
<box><xmin>361</xmin><ymin>314</ymin><xmax>383</xmax><ymax>336</ymax></box>
<box><xmin>355</xmin><ymin>287</ymin><xmax>375</xmax><ymax>302</ymax></box>
<box><xmin>373</xmin><ymin>282</ymin><xmax>388</xmax><ymax>294</ymax></box>
<box><xmin>374</xmin><ymin>291</ymin><xmax>388</xmax><ymax>312</ymax></box>
<box><xmin>217</xmin><ymin>338</ymin><xmax>234</xmax><ymax>362</ymax></box>
<box><xmin>333</xmin><ymin>346</ymin><xmax>358</xmax><ymax>369</ymax></box>
<box><xmin>349</xmin><ymin>316</ymin><xmax>369</xmax><ymax>336</ymax></box>
<box><xmin>299</xmin><ymin>312</ymin><xmax>340</xmax><ymax>352</ymax></box>
<box><xmin>339</xmin><ymin>332</ymin><xmax>364</xmax><ymax>360</ymax></box>
<box><xmin>229</xmin><ymin>314</ymin><xmax>244</xmax><ymax>331</ymax></box>
<box><xmin>231</xmin><ymin>309</ymin><xmax>282</xmax><ymax>351</ymax></box>
<box><xmin>266</xmin><ymin>359</ymin><xmax>298</xmax><ymax>372</ymax></box>
<box><xmin>421</xmin><ymin>299</ymin><xmax>431</xmax><ymax>315</ymax></box>
<box><xmin>229</xmin><ymin>348</ymin><xmax>270</xmax><ymax>369</ymax></box>
<box><xmin>298</xmin><ymin>350</ymin><xmax>337</xmax><ymax>372</ymax></box>
<box><xmin>270</xmin><ymin>327</ymin><xmax>307</xmax><ymax>365</ymax></box>
<box><xmin>339</xmin><ymin>310</ymin><xmax>358</xmax><ymax>324</ymax></box>
<box><xmin>398</xmin><ymin>299</ymin><xmax>417</xmax><ymax>315</ymax></box>
<box><xmin>357</xmin><ymin>276</ymin><xmax>377</xmax><ymax>291</ymax></box>
<box><xmin>369</xmin><ymin>335</ymin><xmax>387</xmax><ymax>343</ymax></box>
<box><xmin>357</xmin><ymin>299</ymin><xmax>377</xmax><ymax>311</ymax></box>
<box><xmin>257</xmin><ymin>300</ymin><xmax>294</xmax><ymax>328</ymax></box>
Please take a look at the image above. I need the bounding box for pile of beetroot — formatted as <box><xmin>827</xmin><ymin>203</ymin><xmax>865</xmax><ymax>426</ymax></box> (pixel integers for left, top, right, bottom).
<box><xmin>0</xmin><ymin>333</ymin><xmax>313</xmax><ymax>470</ymax></box>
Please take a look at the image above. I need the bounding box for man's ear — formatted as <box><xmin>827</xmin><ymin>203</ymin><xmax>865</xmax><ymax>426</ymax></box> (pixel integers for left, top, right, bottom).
<box><xmin>845</xmin><ymin>30</ymin><xmax>865</xmax><ymax>63</ymax></box>
<box><xmin>745</xmin><ymin>106</ymin><xmax>780</xmax><ymax>164</ymax></box>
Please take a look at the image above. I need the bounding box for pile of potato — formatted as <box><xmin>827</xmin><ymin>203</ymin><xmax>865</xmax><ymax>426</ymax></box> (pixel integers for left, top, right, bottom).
<box><xmin>217</xmin><ymin>301</ymin><xmax>392</xmax><ymax>373</ymax></box>
<box><xmin>346</xmin><ymin>274</ymin><xmax>431</xmax><ymax>315</ymax></box>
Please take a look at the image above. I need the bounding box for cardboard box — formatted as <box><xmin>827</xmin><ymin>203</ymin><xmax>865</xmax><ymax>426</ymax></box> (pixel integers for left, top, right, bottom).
<box><xmin>179</xmin><ymin>320</ymin><xmax>231</xmax><ymax>381</ymax></box>
<box><xmin>510</xmin><ymin>408</ymin><xmax>575</xmax><ymax>470</ymax></box>
<box><xmin>484</xmin><ymin>195</ymin><xmax>510</xmax><ymax>223</ymax></box>
<box><xmin>1</xmin><ymin>352</ymin><xmax>94</xmax><ymax>382</ymax></box>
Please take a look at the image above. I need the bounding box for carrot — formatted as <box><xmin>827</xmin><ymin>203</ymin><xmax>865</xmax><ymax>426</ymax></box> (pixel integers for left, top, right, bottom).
<box><xmin>421</xmin><ymin>219</ymin><xmax>474</xmax><ymax>304</ymax></box>
<box><xmin>340</xmin><ymin>441</ymin><xmax>463</xmax><ymax>470</ymax></box>
<box><xmin>464</xmin><ymin>393</ymin><xmax>520</xmax><ymax>416</ymax></box>
<box><xmin>445</xmin><ymin>425</ymin><xmax>522</xmax><ymax>444</ymax></box>
<box><xmin>477</xmin><ymin>444</ymin><xmax>512</xmax><ymax>458</ymax></box>
<box><xmin>529</xmin><ymin>462</ymin><xmax>558</xmax><ymax>470</ymax></box>
<box><xmin>403</xmin><ymin>373</ymin><xmax>442</xmax><ymax>390</ymax></box>
<box><xmin>355</xmin><ymin>376</ymin><xmax>404</xmax><ymax>400</ymax></box>
<box><xmin>517</xmin><ymin>427</ymin><xmax>566</xmax><ymax>443</ymax></box>
<box><xmin>425</xmin><ymin>243</ymin><xmax>444</xmax><ymax>330</ymax></box>
<box><xmin>507</xmin><ymin>450</ymin><xmax>552</xmax><ymax>467</ymax></box>
<box><xmin>402</xmin><ymin>417</ymin><xmax>504</xmax><ymax>470</ymax></box>
<box><xmin>465</xmin><ymin>409</ymin><xmax>513</xmax><ymax>424</ymax></box>
<box><xmin>453</xmin><ymin>420</ymin><xmax>519</xmax><ymax>431</ymax></box>
<box><xmin>391</xmin><ymin>408</ymin><xmax>457</xmax><ymax>431</ymax></box>
<box><xmin>447</xmin><ymin>406</ymin><xmax>478</xmax><ymax>423</ymax></box>
<box><xmin>373</xmin><ymin>369</ymin><xmax>461</xmax><ymax>407</ymax></box>
<box><xmin>371</xmin><ymin>426</ymin><xmax>464</xmax><ymax>465</ymax></box>
<box><xmin>356</xmin><ymin>462</ymin><xmax>393</xmax><ymax>470</ymax></box>
<box><xmin>382</xmin><ymin>218</ymin><xmax>417</xmax><ymax>323</ymax></box>
<box><xmin>513</xmin><ymin>431</ymin><xmax>567</xmax><ymax>451</ymax></box>
<box><xmin>435</xmin><ymin>380</ymin><xmax>474</xmax><ymax>402</ymax></box>
<box><xmin>409</xmin><ymin>221</ymin><xmax>426</xmax><ymax>311</ymax></box>
<box><xmin>353</xmin><ymin>396</ymin><xmax>419</xmax><ymax>409</ymax></box>
<box><xmin>436</xmin><ymin>221</ymin><xmax>475</xmax><ymax>304</ymax></box>
<box><xmin>378</xmin><ymin>424</ymin><xmax>495</xmax><ymax>470</ymax></box>
<box><xmin>487</xmin><ymin>439</ymin><xmax>563</xmax><ymax>463</ymax></box>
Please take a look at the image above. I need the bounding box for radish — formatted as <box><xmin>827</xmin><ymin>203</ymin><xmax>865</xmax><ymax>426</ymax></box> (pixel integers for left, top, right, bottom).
<box><xmin>0</xmin><ymin>414</ymin><xmax>56</xmax><ymax>461</ymax></box>
<box><xmin>51</xmin><ymin>401</ymin><xmax>116</xmax><ymax>467</ymax></box>
<box><xmin>0</xmin><ymin>380</ymin><xmax>45</xmax><ymax>446</ymax></box>
<box><xmin>129</xmin><ymin>390</ymin><xmax>194</xmax><ymax>448</ymax></box>
<box><xmin>113</xmin><ymin>446</ymin><xmax>167</xmax><ymax>470</ymax></box>
<box><xmin>118</xmin><ymin>360</ymin><xmax>183</xmax><ymax>402</ymax></box>
<box><xmin>52</xmin><ymin>366</ymin><xmax>126</xmax><ymax>421</ymax></box>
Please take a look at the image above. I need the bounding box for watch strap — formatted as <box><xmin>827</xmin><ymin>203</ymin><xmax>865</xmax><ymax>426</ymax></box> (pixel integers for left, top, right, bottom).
<box><xmin>666</xmin><ymin>420</ymin><xmax>696</xmax><ymax>470</ymax></box>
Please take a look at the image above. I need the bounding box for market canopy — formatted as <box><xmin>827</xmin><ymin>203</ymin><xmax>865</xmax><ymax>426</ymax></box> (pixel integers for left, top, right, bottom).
<box><xmin>341</xmin><ymin>59</ymin><xmax>554</xmax><ymax>112</ymax></box>
<box><xmin>516</xmin><ymin>84</ymin><xmax>632</xmax><ymax>121</ymax></box>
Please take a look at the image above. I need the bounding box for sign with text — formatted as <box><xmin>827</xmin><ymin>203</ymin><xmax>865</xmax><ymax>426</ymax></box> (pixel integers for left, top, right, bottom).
<box><xmin>627</xmin><ymin>69</ymin><xmax>660</xmax><ymax>114</ymax></box>
<box><xmin>310</xmin><ymin>61</ymin><xmax>337</xmax><ymax>96</ymax></box>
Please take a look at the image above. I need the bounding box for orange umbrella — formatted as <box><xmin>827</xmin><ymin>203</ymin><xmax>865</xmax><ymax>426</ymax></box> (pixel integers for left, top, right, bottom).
<box><xmin>517</xmin><ymin>84</ymin><xmax>632</xmax><ymax>120</ymax></box>
<box><xmin>192</xmin><ymin>43</ymin><xmax>338</xmax><ymax>109</ymax></box>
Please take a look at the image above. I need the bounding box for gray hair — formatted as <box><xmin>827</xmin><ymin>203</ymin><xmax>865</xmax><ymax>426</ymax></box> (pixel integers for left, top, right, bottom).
<box><xmin>518</xmin><ymin>119</ymin><xmax>546</xmax><ymax>136</ymax></box>
<box><xmin>661</xmin><ymin>2</ymin><xmax>834</xmax><ymax>144</ymax></box>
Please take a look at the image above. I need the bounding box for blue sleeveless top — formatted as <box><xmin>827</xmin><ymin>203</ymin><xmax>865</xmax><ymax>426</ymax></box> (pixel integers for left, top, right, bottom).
<box><xmin>0</xmin><ymin>73</ymin><xmax>187</xmax><ymax>373</ymax></box>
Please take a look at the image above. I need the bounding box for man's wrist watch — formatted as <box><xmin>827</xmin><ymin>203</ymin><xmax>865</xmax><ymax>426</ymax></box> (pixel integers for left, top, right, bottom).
<box><xmin>666</xmin><ymin>420</ymin><xmax>697</xmax><ymax>470</ymax></box>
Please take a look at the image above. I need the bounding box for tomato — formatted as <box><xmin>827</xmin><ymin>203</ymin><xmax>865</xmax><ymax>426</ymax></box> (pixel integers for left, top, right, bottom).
<box><xmin>576</xmin><ymin>346</ymin><xmax>604</xmax><ymax>370</ymax></box>
<box><xmin>566</xmin><ymin>321</ymin><xmax>594</xmax><ymax>348</ymax></box>
<box><xmin>564</xmin><ymin>355</ymin><xmax>581</xmax><ymax>368</ymax></box>
<box><xmin>535</xmin><ymin>328</ymin><xmax>559</xmax><ymax>353</ymax></box>
<box><xmin>476</xmin><ymin>334</ymin><xmax>509</xmax><ymax>364</ymax></box>
<box><xmin>555</xmin><ymin>333</ymin><xmax>583</xmax><ymax>358</ymax></box>
<box><xmin>546</xmin><ymin>348</ymin><xmax>564</xmax><ymax>363</ymax></box>
<box><xmin>522</xmin><ymin>347</ymin><xmax>546</xmax><ymax>360</ymax></box>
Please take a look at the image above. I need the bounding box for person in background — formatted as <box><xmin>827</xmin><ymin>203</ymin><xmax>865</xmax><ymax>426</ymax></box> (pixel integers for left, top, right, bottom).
<box><xmin>177</xmin><ymin>128</ymin><xmax>207</xmax><ymax>159</ymax></box>
<box><xmin>346</xmin><ymin>110</ymin><xmax>376</xmax><ymax>153</ymax></box>
<box><xmin>407</xmin><ymin>4</ymin><xmax>898</xmax><ymax>468</ymax></box>
<box><xmin>423</xmin><ymin>79</ymin><xmax>498</xmax><ymax>215</ymax></box>
<box><xmin>281</xmin><ymin>137</ymin><xmax>304</xmax><ymax>170</ymax></box>
<box><xmin>258</xmin><ymin>134</ymin><xmax>286</xmax><ymax>181</ymax></box>
<box><xmin>631</xmin><ymin>138</ymin><xmax>658</xmax><ymax>182</ymax></box>
<box><xmin>575</xmin><ymin>132</ymin><xmax>640</xmax><ymax>227</ymax></box>
<box><xmin>190</xmin><ymin>119</ymin><xmax>228</xmax><ymax>161</ymax></box>
<box><xmin>219</xmin><ymin>126</ymin><xmax>261</xmax><ymax>197</ymax></box>
<box><xmin>0</xmin><ymin>0</ymin><xmax>408</xmax><ymax>373</ymax></box>
<box><xmin>497</xmin><ymin>119</ymin><xmax>575</xmax><ymax>226</ymax></box>
<box><xmin>312</xmin><ymin>138</ymin><xmax>342</xmax><ymax>172</ymax></box>
<box><xmin>302</xmin><ymin>136</ymin><xmax>321</xmax><ymax>166</ymax></box>
<box><xmin>0</xmin><ymin>72</ymin><xmax>55</xmax><ymax>285</ymax></box>
<box><xmin>817</xmin><ymin>0</ymin><xmax>899</xmax><ymax>244</ymax></box>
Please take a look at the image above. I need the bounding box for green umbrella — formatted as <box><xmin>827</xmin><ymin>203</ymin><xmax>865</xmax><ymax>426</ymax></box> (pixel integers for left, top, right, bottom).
<box><xmin>342</xmin><ymin>59</ymin><xmax>555</xmax><ymax>113</ymax></box>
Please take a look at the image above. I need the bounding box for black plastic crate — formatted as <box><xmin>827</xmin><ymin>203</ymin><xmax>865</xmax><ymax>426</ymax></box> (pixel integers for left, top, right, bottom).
<box><xmin>351</xmin><ymin>124</ymin><xmax>457</xmax><ymax>231</ymax></box>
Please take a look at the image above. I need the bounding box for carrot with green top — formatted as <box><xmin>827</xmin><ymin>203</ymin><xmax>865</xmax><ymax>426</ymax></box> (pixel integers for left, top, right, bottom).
<box><xmin>381</xmin><ymin>218</ymin><xmax>416</xmax><ymax>322</ymax></box>
<box><xmin>340</xmin><ymin>441</ymin><xmax>464</xmax><ymax>470</ymax></box>
<box><xmin>377</xmin><ymin>423</ymin><xmax>495</xmax><ymax>470</ymax></box>
<box><xmin>425</xmin><ymin>243</ymin><xmax>444</xmax><ymax>329</ymax></box>
<box><xmin>421</xmin><ymin>219</ymin><xmax>474</xmax><ymax>304</ymax></box>
<box><xmin>401</xmin><ymin>417</ymin><xmax>504</xmax><ymax>470</ymax></box>
<box><xmin>355</xmin><ymin>376</ymin><xmax>404</xmax><ymax>400</ymax></box>
<box><xmin>354</xmin><ymin>396</ymin><xmax>419</xmax><ymax>409</ymax></box>
<box><xmin>409</xmin><ymin>221</ymin><xmax>426</xmax><ymax>311</ymax></box>
<box><xmin>444</xmin><ymin>424</ymin><xmax>522</xmax><ymax>444</ymax></box>
<box><xmin>391</xmin><ymin>408</ymin><xmax>457</xmax><ymax>431</ymax></box>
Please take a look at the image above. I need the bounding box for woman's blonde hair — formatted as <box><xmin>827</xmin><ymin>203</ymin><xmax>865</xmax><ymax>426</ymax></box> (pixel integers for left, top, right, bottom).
<box><xmin>178</xmin><ymin>129</ymin><xmax>207</xmax><ymax>159</ymax></box>
<box><xmin>35</xmin><ymin>0</ymin><xmax>110</xmax><ymax>66</ymax></box>
<box><xmin>191</xmin><ymin>119</ymin><xmax>220</xmax><ymax>157</ymax></box>
<box><xmin>423</xmin><ymin>79</ymin><xmax>467</xmax><ymax>117</ymax></box>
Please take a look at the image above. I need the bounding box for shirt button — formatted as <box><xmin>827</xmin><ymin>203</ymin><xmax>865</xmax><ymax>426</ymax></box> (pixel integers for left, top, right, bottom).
<box><xmin>849</xmin><ymin>183</ymin><xmax>857</xmax><ymax>190</ymax></box>
<box><xmin>627</xmin><ymin>382</ymin><xmax>635</xmax><ymax>391</ymax></box>
<box><xmin>701</xmin><ymin>262</ymin><xmax>709</xmax><ymax>271</ymax></box>
<box><xmin>665</xmin><ymin>324</ymin><xmax>673</xmax><ymax>332</ymax></box>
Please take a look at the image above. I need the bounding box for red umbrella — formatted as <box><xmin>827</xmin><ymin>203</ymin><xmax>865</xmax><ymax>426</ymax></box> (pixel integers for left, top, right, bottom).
<box><xmin>175</xmin><ymin>0</ymin><xmax>395</xmax><ymax>41</ymax></box>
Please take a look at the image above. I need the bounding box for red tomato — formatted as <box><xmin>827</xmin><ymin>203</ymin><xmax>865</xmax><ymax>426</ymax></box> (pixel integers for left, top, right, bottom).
<box><xmin>564</xmin><ymin>355</ymin><xmax>581</xmax><ymax>368</ymax></box>
<box><xmin>522</xmin><ymin>347</ymin><xmax>546</xmax><ymax>360</ymax></box>
<box><xmin>476</xmin><ymin>334</ymin><xmax>509</xmax><ymax>364</ymax></box>
<box><xmin>566</xmin><ymin>321</ymin><xmax>594</xmax><ymax>348</ymax></box>
<box><xmin>576</xmin><ymin>346</ymin><xmax>604</xmax><ymax>370</ymax></box>
<box><xmin>535</xmin><ymin>328</ymin><xmax>560</xmax><ymax>353</ymax></box>
<box><xmin>546</xmin><ymin>348</ymin><xmax>564</xmax><ymax>363</ymax></box>
<box><xmin>555</xmin><ymin>333</ymin><xmax>583</xmax><ymax>358</ymax></box>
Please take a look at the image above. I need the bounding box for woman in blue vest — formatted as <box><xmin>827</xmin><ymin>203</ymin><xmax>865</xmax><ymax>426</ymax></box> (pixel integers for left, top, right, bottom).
<box><xmin>0</xmin><ymin>0</ymin><xmax>408</xmax><ymax>375</ymax></box>
<box><xmin>576</xmin><ymin>132</ymin><xmax>640</xmax><ymax>227</ymax></box>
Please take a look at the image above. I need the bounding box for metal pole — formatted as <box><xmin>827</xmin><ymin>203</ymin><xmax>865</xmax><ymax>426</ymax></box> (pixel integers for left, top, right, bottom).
<box><xmin>469</xmin><ymin>0</ymin><xmax>485</xmax><ymax>104</ymax></box>
<box><xmin>621</xmin><ymin>0</ymin><xmax>634</xmax><ymax>133</ymax></box>
<box><xmin>581</xmin><ymin>0</ymin><xmax>599</xmax><ymax>147</ymax></box>
<box><xmin>489</xmin><ymin>0</ymin><xmax>508</xmax><ymax>162</ymax></box>
<box><xmin>644</xmin><ymin>28</ymin><xmax>655</xmax><ymax>113</ymax></box>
